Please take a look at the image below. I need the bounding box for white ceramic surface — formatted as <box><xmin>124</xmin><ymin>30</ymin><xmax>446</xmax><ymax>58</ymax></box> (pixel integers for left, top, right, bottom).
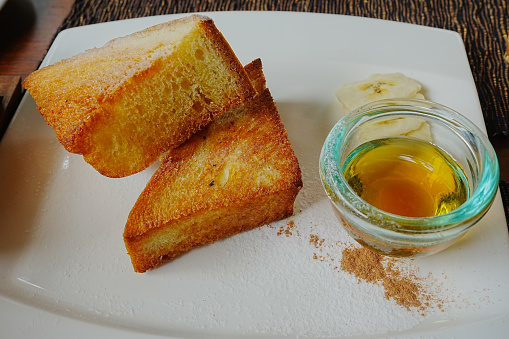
<box><xmin>1</xmin><ymin>11</ymin><xmax>508</xmax><ymax>338</ymax></box>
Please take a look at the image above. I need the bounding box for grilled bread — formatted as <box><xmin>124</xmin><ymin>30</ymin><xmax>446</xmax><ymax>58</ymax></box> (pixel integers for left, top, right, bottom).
<box><xmin>124</xmin><ymin>59</ymin><xmax>302</xmax><ymax>272</ymax></box>
<box><xmin>23</xmin><ymin>15</ymin><xmax>256</xmax><ymax>178</ymax></box>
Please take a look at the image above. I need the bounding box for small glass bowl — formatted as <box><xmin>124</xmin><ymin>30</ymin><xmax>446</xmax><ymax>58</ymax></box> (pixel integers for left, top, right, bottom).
<box><xmin>319</xmin><ymin>98</ymin><xmax>499</xmax><ymax>257</ymax></box>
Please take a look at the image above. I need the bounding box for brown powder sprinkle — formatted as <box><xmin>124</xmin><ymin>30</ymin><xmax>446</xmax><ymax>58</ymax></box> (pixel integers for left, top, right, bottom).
<box><xmin>340</xmin><ymin>246</ymin><xmax>443</xmax><ymax>313</ymax></box>
<box><xmin>309</xmin><ymin>234</ymin><xmax>325</xmax><ymax>248</ymax></box>
<box><xmin>340</xmin><ymin>246</ymin><xmax>386</xmax><ymax>284</ymax></box>
<box><xmin>277</xmin><ymin>220</ymin><xmax>300</xmax><ymax>237</ymax></box>
<box><xmin>271</xmin><ymin>222</ymin><xmax>448</xmax><ymax>315</ymax></box>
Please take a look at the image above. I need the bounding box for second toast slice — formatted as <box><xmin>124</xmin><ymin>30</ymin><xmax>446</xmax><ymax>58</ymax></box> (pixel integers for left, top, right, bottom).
<box><xmin>124</xmin><ymin>59</ymin><xmax>302</xmax><ymax>272</ymax></box>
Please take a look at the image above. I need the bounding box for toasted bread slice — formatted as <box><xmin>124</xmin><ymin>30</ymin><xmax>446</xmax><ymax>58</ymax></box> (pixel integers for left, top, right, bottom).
<box><xmin>23</xmin><ymin>15</ymin><xmax>256</xmax><ymax>178</ymax></box>
<box><xmin>124</xmin><ymin>59</ymin><xmax>302</xmax><ymax>272</ymax></box>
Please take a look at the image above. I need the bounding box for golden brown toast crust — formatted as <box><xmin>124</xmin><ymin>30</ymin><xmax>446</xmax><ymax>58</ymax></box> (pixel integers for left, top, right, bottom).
<box><xmin>23</xmin><ymin>15</ymin><xmax>256</xmax><ymax>178</ymax></box>
<box><xmin>124</xmin><ymin>61</ymin><xmax>302</xmax><ymax>272</ymax></box>
<box><xmin>243</xmin><ymin>58</ymin><xmax>266</xmax><ymax>91</ymax></box>
<box><xmin>125</xmin><ymin>189</ymin><xmax>298</xmax><ymax>273</ymax></box>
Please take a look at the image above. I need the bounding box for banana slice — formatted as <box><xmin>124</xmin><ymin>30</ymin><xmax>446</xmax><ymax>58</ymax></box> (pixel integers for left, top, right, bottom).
<box><xmin>357</xmin><ymin>116</ymin><xmax>433</xmax><ymax>144</ymax></box>
<box><xmin>404</xmin><ymin>120</ymin><xmax>432</xmax><ymax>142</ymax></box>
<box><xmin>335</xmin><ymin>73</ymin><xmax>424</xmax><ymax>113</ymax></box>
<box><xmin>336</xmin><ymin>73</ymin><xmax>432</xmax><ymax>143</ymax></box>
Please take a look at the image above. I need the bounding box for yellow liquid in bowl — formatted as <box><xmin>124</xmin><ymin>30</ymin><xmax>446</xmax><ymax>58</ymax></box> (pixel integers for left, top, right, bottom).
<box><xmin>343</xmin><ymin>137</ymin><xmax>469</xmax><ymax>218</ymax></box>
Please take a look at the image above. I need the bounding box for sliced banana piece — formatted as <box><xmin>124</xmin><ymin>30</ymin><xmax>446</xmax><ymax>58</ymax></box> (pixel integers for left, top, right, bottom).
<box><xmin>357</xmin><ymin>116</ymin><xmax>433</xmax><ymax>144</ymax></box>
<box><xmin>336</xmin><ymin>73</ymin><xmax>432</xmax><ymax>143</ymax></box>
<box><xmin>404</xmin><ymin>120</ymin><xmax>432</xmax><ymax>142</ymax></box>
<box><xmin>335</xmin><ymin>73</ymin><xmax>424</xmax><ymax>113</ymax></box>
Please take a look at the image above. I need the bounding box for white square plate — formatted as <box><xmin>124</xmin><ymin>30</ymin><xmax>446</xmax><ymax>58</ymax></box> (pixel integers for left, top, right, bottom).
<box><xmin>1</xmin><ymin>11</ymin><xmax>508</xmax><ymax>338</ymax></box>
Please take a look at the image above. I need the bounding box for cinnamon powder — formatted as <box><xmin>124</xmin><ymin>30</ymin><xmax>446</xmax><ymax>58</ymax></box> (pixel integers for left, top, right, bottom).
<box><xmin>277</xmin><ymin>223</ymin><xmax>445</xmax><ymax>314</ymax></box>
<box><xmin>340</xmin><ymin>246</ymin><xmax>441</xmax><ymax>313</ymax></box>
<box><xmin>277</xmin><ymin>220</ymin><xmax>300</xmax><ymax>237</ymax></box>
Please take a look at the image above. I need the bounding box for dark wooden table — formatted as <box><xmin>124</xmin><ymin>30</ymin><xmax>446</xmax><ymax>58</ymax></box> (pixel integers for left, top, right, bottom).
<box><xmin>0</xmin><ymin>0</ymin><xmax>74</xmax><ymax>136</ymax></box>
<box><xmin>1</xmin><ymin>0</ymin><xmax>509</xmax><ymax>183</ymax></box>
